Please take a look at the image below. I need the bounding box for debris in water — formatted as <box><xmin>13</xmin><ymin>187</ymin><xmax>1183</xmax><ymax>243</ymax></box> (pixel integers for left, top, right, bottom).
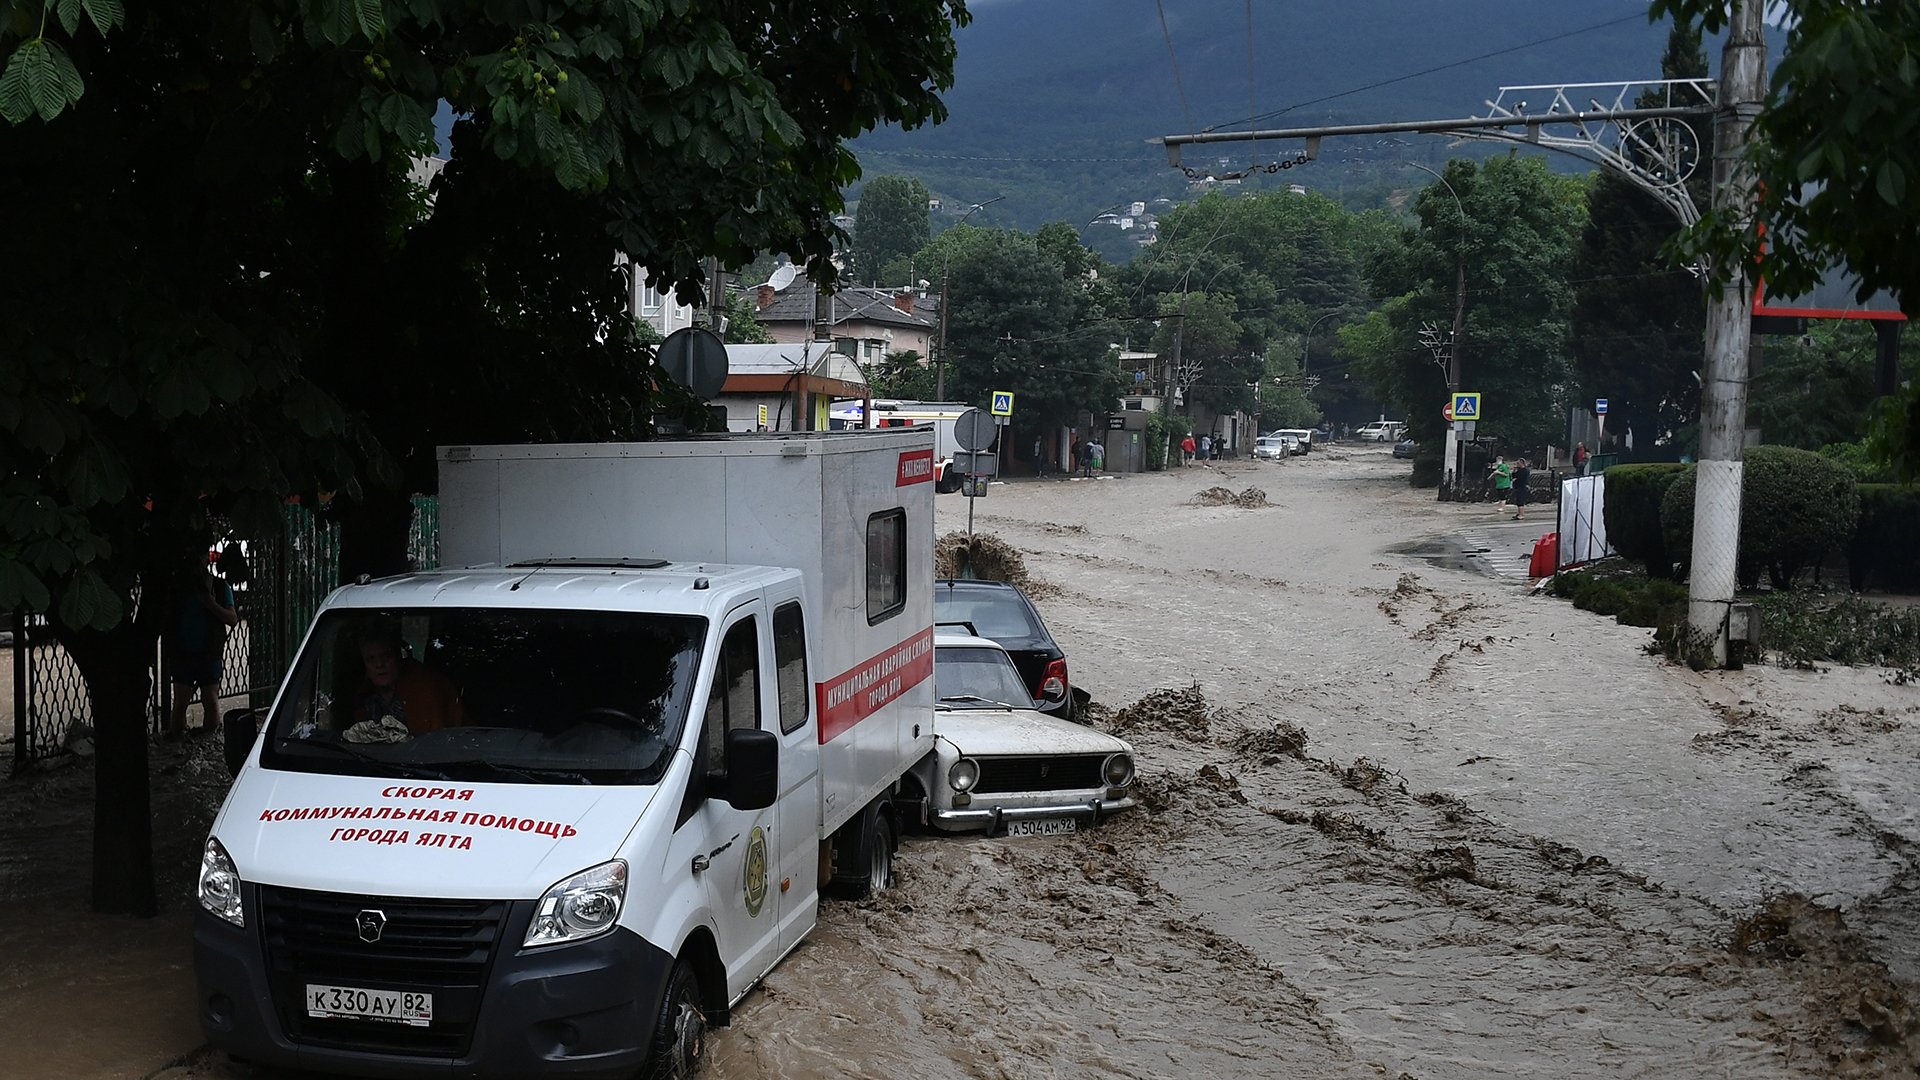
<box><xmin>1229</xmin><ymin>722</ymin><xmax>1309</xmax><ymax>763</ymax></box>
<box><xmin>1191</xmin><ymin>486</ymin><xmax>1270</xmax><ymax>508</ymax></box>
<box><xmin>933</xmin><ymin>531</ymin><xmax>1059</xmax><ymax>598</ymax></box>
<box><xmin>1109</xmin><ymin>684</ymin><xmax>1213</xmax><ymax>739</ymax></box>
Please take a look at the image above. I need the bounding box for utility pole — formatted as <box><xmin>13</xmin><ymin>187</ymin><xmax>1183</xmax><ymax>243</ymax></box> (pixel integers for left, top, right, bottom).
<box><xmin>1688</xmin><ymin>0</ymin><xmax>1766</xmax><ymax>667</ymax></box>
<box><xmin>933</xmin><ymin>196</ymin><xmax>1004</xmax><ymax>402</ymax></box>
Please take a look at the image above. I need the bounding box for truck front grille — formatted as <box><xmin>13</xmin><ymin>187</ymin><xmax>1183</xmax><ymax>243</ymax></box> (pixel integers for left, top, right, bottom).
<box><xmin>975</xmin><ymin>754</ymin><xmax>1106</xmax><ymax>794</ymax></box>
<box><xmin>258</xmin><ymin>884</ymin><xmax>510</xmax><ymax>1057</ymax></box>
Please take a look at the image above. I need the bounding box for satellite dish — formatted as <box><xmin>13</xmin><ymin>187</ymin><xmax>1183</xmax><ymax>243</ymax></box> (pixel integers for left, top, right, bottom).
<box><xmin>766</xmin><ymin>264</ymin><xmax>798</xmax><ymax>292</ymax></box>
<box><xmin>657</xmin><ymin>327</ymin><xmax>729</xmax><ymax>400</ymax></box>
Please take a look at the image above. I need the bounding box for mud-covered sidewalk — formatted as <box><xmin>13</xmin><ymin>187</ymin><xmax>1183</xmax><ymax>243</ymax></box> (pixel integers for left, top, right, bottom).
<box><xmin>3</xmin><ymin>447</ymin><xmax>1914</xmax><ymax>1079</ymax></box>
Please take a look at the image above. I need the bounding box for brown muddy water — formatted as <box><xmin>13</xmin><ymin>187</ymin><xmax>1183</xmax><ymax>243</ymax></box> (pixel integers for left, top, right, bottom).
<box><xmin>2</xmin><ymin>448</ymin><xmax>1914</xmax><ymax>1078</ymax></box>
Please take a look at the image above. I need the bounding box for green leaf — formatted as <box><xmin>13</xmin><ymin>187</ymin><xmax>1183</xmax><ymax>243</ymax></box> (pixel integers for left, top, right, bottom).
<box><xmin>17</xmin><ymin>396</ymin><xmax>67</xmax><ymax>455</ymax></box>
<box><xmin>354</xmin><ymin>0</ymin><xmax>385</xmax><ymax>40</ymax></box>
<box><xmin>80</xmin><ymin>0</ymin><xmax>124</xmax><ymax>35</ymax></box>
<box><xmin>22</xmin><ymin>536</ymin><xmax>75</xmax><ymax>576</ymax></box>
<box><xmin>153</xmin><ymin>365</ymin><xmax>210</xmax><ymax>419</ymax></box>
<box><xmin>0</xmin><ymin>556</ymin><xmax>51</xmax><ymax>614</ymax></box>
<box><xmin>57</xmin><ymin>0</ymin><xmax>83</xmax><ymax>36</ymax></box>
<box><xmin>56</xmin><ymin>567</ymin><xmax>123</xmax><ymax>632</ymax></box>
<box><xmin>1876</xmin><ymin>160</ymin><xmax>1905</xmax><ymax>206</ymax></box>
<box><xmin>249</xmin><ymin>8</ymin><xmax>282</xmax><ymax>63</ymax></box>
<box><xmin>57</xmin><ymin>440</ymin><xmax>128</xmax><ymax>508</ymax></box>
<box><xmin>0</xmin><ymin>47</ymin><xmax>27</xmax><ymax>123</ymax></box>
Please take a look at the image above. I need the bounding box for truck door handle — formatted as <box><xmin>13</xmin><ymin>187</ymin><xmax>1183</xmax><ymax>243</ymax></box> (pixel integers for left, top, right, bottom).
<box><xmin>691</xmin><ymin>835</ymin><xmax>739</xmax><ymax>875</ymax></box>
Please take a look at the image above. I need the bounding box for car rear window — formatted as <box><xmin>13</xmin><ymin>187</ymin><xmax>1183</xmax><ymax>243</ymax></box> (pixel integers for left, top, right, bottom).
<box><xmin>934</xmin><ymin>588</ymin><xmax>1042</xmax><ymax>641</ymax></box>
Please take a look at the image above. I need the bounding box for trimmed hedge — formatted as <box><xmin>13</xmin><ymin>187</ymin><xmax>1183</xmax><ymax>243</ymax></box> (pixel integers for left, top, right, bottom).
<box><xmin>1661</xmin><ymin>445</ymin><xmax>1860</xmax><ymax>589</ymax></box>
<box><xmin>1602</xmin><ymin>464</ymin><xmax>1687</xmax><ymax>579</ymax></box>
<box><xmin>1847</xmin><ymin>484</ymin><xmax>1920</xmax><ymax>592</ymax></box>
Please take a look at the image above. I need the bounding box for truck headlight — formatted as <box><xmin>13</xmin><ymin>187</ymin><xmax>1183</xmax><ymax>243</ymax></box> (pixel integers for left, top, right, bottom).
<box><xmin>948</xmin><ymin>757</ymin><xmax>980</xmax><ymax>793</ymax></box>
<box><xmin>526</xmin><ymin>860</ymin><xmax>627</xmax><ymax>948</ymax></box>
<box><xmin>1102</xmin><ymin>752</ymin><xmax>1136</xmax><ymax>788</ymax></box>
<box><xmin>198</xmin><ymin>838</ymin><xmax>244</xmax><ymax>926</ymax></box>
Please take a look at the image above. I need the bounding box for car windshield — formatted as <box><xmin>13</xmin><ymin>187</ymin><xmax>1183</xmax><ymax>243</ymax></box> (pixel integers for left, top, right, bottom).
<box><xmin>935</xmin><ymin>645</ymin><xmax>1036</xmax><ymax>708</ymax></box>
<box><xmin>933</xmin><ymin>585</ymin><xmax>1043</xmax><ymax>642</ymax></box>
<box><xmin>260</xmin><ymin>607</ymin><xmax>706</xmax><ymax>785</ymax></box>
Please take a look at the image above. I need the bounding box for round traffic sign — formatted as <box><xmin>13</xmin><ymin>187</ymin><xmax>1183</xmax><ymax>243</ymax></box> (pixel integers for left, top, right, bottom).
<box><xmin>952</xmin><ymin>407</ymin><xmax>996</xmax><ymax>452</ymax></box>
<box><xmin>1442</xmin><ymin>402</ymin><xmax>1454</xmax><ymax>421</ymax></box>
<box><xmin>657</xmin><ymin>327</ymin><xmax>729</xmax><ymax>399</ymax></box>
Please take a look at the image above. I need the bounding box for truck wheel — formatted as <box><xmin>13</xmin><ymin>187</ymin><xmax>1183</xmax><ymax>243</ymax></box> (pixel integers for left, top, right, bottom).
<box><xmin>828</xmin><ymin>806</ymin><xmax>894</xmax><ymax>900</ymax></box>
<box><xmin>647</xmin><ymin>959</ymin><xmax>706</xmax><ymax>1080</ymax></box>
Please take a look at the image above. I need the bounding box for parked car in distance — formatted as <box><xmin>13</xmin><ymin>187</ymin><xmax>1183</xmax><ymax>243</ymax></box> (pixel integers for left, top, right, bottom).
<box><xmin>1393</xmin><ymin>438</ymin><xmax>1417</xmax><ymax>459</ymax></box>
<box><xmin>928</xmin><ymin>634</ymin><xmax>1137</xmax><ymax>836</ymax></box>
<box><xmin>934</xmin><ymin>579</ymin><xmax>1071</xmax><ymax>718</ymax></box>
<box><xmin>1254</xmin><ymin>436</ymin><xmax>1293</xmax><ymax>460</ymax></box>
<box><xmin>1357</xmin><ymin>420</ymin><xmax>1405</xmax><ymax>442</ymax></box>
<box><xmin>1270</xmin><ymin>427</ymin><xmax>1314</xmax><ymax>453</ymax></box>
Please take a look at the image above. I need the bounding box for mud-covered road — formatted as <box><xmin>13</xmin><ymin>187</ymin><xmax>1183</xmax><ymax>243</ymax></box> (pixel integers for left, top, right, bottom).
<box><xmin>4</xmin><ymin>447</ymin><xmax>1914</xmax><ymax>1079</ymax></box>
<box><xmin>710</xmin><ymin>448</ymin><xmax>1918</xmax><ymax>1079</ymax></box>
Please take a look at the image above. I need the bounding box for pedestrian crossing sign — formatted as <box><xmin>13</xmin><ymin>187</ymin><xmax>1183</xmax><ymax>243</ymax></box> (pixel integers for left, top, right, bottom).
<box><xmin>1451</xmin><ymin>392</ymin><xmax>1482</xmax><ymax>420</ymax></box>
<box><xmin>990</xmin><ymin>390</ymin><xmax>1015</xmax><ymax>416</ymax></box>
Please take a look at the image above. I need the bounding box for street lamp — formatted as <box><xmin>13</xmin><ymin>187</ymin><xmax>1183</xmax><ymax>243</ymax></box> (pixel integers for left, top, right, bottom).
<box><xmin>1403</xmin><ymin>161</ymin><xmax>1469</xmax><ymax>495</ymax></box>
<box><xmin>935</xmin><ymin>195</ymin><xmax>1005</xmax><ymax>401</ymax></box>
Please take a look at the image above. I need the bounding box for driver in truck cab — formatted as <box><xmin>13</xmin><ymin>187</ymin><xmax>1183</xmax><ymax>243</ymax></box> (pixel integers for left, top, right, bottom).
<box><xmin>353</xmin><ymin>623</ymin><xmax>464</xmax><ymax>734</ymax></box>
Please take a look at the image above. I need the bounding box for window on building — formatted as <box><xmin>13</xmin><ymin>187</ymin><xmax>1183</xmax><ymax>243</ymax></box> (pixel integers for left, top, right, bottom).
<box><xmin>640</xmin><ymin>279</ymin><xmax>663</xmax><ymax>316</ymax></box>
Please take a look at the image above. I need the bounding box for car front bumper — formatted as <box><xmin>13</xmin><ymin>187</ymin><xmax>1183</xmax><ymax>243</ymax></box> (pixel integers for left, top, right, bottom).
<box><xmin>195</xmin><ymin>889</ymin><xmax>671</xmax><ymax>1080</ymax></box>
<box><xmin>929</xmin><ymin>795</ymin><xmax>1137</xmax><ymax>834</ymax></box>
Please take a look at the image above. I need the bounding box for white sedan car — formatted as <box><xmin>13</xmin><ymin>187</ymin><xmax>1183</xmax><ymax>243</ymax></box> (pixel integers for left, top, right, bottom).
<box><xmin>926</xmin><ymin>634</ymin><xmax>1137</xmax><ymax>836</ymax></box>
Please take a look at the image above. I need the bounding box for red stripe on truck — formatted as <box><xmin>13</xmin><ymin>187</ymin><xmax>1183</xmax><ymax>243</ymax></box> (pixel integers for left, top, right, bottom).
<box><xmin>816</xmin><ymin>628</ymin><xmax>935</xmax><ymax>743</ymax></box>
<box><xmin>896</xmin><ymin>449</ymin><xmax>935</xmax><ymax>486</ymax></box>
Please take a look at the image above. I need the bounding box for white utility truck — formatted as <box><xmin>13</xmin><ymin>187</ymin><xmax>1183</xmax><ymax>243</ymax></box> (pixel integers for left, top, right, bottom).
<box><xmin>195</xmin><ymin>430</ymin><xmax>939</xmax><ymax>1079</ymax></box>
<box><xmin>833</xmin><ymin>398</ymin><xmax>976</xmax><ymax>492</ymax></box>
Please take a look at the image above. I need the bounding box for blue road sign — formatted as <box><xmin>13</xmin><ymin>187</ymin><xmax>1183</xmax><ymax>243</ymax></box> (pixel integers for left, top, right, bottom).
<box><xmin>1595</xmin><ymin>398</ymin><xmax>1609</xmax><ymax>415</ymax></box>
<box><xmin>990</xmin><ymin>390</ymin><xmax>1015</xmax><ymax>416</ymax></box>
<box><xmin>1452</xmin><ymin>392</ymin><xmax>1481</xmax><ymax>420</ymax></box>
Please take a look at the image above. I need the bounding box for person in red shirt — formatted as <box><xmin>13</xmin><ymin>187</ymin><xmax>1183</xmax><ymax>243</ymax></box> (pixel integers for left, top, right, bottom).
<box><xmin>354</xmin><ymin>627</ymin><xmax>464</xmax><ymax>734</ymax></box>
<box><xmin>1179</xmin><ymin>433</ymin><xmax>1197</xmax><ymax>467</ymax></box>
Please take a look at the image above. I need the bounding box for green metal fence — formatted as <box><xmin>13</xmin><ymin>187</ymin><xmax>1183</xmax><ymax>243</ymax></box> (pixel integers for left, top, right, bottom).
<box><xmin>11</xmin><ymin>496</ymin><xmax>439</xmax><ymax>767</ymax></box>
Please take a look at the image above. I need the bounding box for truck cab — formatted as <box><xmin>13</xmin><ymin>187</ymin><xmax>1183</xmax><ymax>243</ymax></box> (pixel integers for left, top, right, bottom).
<box><xmin>195</xmin><ymin>432</ymin><xmax>937</xmax><ymax>1079</ymax></box>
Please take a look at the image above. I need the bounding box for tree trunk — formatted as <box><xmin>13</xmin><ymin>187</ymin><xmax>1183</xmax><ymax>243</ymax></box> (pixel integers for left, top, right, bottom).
<box><xmin>61</xmin><ymin>624</ymin><xmax>159</xmax><ymax>917</ymax></box>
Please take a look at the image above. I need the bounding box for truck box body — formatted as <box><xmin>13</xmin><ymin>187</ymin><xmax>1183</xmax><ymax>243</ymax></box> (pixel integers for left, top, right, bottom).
<box><xmin>193</xmin><ymin>430</ymin><xmax>940</xmax><ymax>1079</ymax></box>
<box><xmin>438</xmin><ymin>431</ymin><xmax>937</xmax><ymax>835</ymax></box>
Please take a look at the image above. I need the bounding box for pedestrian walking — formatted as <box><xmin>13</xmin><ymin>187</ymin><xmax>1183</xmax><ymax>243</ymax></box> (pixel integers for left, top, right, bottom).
<box><xmin>1573</xmin><ymin>441</ymin><xmax>1590</xmax><ymax>476</ymax></box>
<box><xmin>1086</xmin><ymin>437</ymin><xmax>1103</xmax><ymax>477</ymax></box>
<box><xmin>1511</xmin><ymin>458</ymin><xmax>1533</xmax><ymax>520</ymax></box>
<box><xmin>166</xmin><ymin>543</ymin><xmax>239</xmax><ymax>739</ymax></box>
<box><xmin>1489</xmin><ymin>455</ymin><xmax>1512</xmax><ymax>509</ymax></box>
<box><xmin>1210</xmin><ymin>435</ymin><xmax>1223</xmax><ymax>461</ymax></box>
<box><xmin>1198</xmin><ymin>434</ymin><xmax>1211</xmax><ymax>463</ymax></box>
<box><xmin>1033</xmin><ymin>434</ymin><xmax>1046</xmax><ymax>478</ymax></box>
<box><xmin>1179</xmin><ymin>433</ymin><xmax>1196</xmax><ymax>467</ymax></box>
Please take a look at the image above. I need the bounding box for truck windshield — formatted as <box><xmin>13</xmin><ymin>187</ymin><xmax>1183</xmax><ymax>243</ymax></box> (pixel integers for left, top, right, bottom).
<box><xmin>260</xmin><ymin>607</ymin><xmax>706</xmax><ymax>786</ymax></box>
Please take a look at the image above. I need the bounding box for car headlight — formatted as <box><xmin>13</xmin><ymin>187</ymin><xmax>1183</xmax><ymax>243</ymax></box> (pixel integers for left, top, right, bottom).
<box><xmin>525</xmin><ymin>860</ymin><xmax>627</xmax><ymax>948</ymax></box>
<box><xmin>1102</xmin><ymin>752</ymin><xmax>1136</xmax><ymax>788</ymax></box>
<box><xmin>948</xmin><ymin>757</ymin><xmax>980</xmax><ymax>793</ymax></box>
<box><xmin>198</xmin><ymin>837</ymin><xmax>244</xmax><ymax>926</ymax></box>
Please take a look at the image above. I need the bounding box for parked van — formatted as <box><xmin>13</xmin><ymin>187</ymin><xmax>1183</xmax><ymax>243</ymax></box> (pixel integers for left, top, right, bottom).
<box><xmin>1356</xmin><ymin>420</ymin><xmax>1404</xmax><ymax>442</ymax></box>
<box><xmin>197</xmin><ymin>431</ymin><xmax>940</xmax><ymax>1078</ymax></box>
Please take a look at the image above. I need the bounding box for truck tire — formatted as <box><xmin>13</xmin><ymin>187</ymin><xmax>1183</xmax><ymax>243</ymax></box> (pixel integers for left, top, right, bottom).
<box><xmin>646</xmin><ymin>959</ymin><xmax>706</xmax><ymax>1080</ymax></box>
<box><xmin>828</xmin><ymin>804</ymin><xmax>894</xmax><ymax>900</ymax></box>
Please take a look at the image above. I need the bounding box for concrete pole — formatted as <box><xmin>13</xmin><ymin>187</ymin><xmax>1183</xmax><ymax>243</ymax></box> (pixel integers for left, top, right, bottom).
<box><xmin>1446</xmin><ymin>252</ymin><xmax>1466</xmax><ymax>493</ymax></box>
<box><xmin>1687</xmin><ymin>0</ymin><xmax>1766</xmax><ymax>667</ymax></box>
<box><xmin>935</xmin><ymin>260</ymin><xmax>950</xmax><ymax>401</ymax></box>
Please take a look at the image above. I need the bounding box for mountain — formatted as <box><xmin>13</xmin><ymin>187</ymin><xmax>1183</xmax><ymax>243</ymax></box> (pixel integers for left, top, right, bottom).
<box><xmin>853</xmin><ymin>0</ymin><xmax>1713</xmax><ymax>233</ymax></box>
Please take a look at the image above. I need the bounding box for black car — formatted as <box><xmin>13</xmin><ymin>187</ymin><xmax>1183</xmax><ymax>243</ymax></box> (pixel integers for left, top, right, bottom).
<box><xmin>1393</xmin><ymin>438</ymin><xmax>1417</xmax><ymax>459</ymax></box>
<box><xmin>933</xmin><ymin>579</ymin><xmax>1071</xmax><ymax>718</ymax></box>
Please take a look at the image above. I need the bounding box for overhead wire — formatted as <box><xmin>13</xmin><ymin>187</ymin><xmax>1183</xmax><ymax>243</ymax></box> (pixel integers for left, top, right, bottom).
<box><xmin>1155</xmin><ymin>0</ymin><xmax>1197</xmax><ymax>136</ymax></box>
<box><xmin>1199</xmin><ymin>11</ymin><xmax>1649</xmax><ymax>134</ymax></box>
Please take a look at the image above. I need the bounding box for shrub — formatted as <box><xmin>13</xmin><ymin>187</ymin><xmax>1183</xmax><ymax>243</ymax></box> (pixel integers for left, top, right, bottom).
<box><xmin>1552</xmin><ymin>569</ymin><xmax>1688</xmax><ymax>628</ymax></box>
<box><xmin>1602</xmin><ymin>464</ymin><xmax>1687</xmax><ymax>579</ymax></box>
<box><xmin>1754</xmin><ymin>591</ymin><xmax>1920</xmax><ymax>670</ymax></box>
<box><xmin>1847</xmin><ymin>484</ymin><xmax>1920</xmax><ymax>592</ymax></box>
<box><xmin>1819</xmin><ymin>441</ymin><xmax>1896</xmax><ymax>484</ymax></box>
<box><xmin>1661</xmin><ymin>446</ymin><xmax>1861</xmax><ymax>589</ymax></box>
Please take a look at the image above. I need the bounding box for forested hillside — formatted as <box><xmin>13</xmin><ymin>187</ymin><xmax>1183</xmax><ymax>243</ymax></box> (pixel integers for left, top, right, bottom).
<box><xmin>854</xmin><ymin>0</ymin><xmax>1697</xmax><ymax>233</ymax></box>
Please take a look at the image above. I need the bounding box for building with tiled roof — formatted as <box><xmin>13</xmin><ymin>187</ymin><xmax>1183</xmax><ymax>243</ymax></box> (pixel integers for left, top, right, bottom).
<box><xmin>750</xmin><ymin>279</ymin><xmax>939</xmax><ymax>365</ymax></box>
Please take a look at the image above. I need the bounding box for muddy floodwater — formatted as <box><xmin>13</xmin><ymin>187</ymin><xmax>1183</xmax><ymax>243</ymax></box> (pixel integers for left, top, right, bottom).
<box><xmin>710</xmin><ymin>449</ymin><xmax>1918</xmax><ymax>1080</ymax></box>
<box><xmin>2</xmin><ymin>447</ymin><xmax>1914</xmax><ymax>1079</ymax></box>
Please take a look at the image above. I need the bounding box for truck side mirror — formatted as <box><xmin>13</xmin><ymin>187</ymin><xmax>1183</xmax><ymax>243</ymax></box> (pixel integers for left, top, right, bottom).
<box><xmin>721</xmin><ymin>728</ymin><xmax>778</xmax><ymax>811</ymax></box>
<box><xmin>223</xmin><ymin>708</ymin><xmax>260</xmax><ymax>778</ymax></box>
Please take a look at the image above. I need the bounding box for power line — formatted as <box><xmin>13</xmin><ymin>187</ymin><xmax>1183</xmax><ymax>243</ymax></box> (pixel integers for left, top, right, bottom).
<box><xmin>1155</xmin><ymin>0</ymin><xmax>1196</xmax><ymax>135</ymax></box>
<box><xmin>1199</xmin><ymin>11</ymin><xmax>1649</xmax><ymax>134</ymax></box>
